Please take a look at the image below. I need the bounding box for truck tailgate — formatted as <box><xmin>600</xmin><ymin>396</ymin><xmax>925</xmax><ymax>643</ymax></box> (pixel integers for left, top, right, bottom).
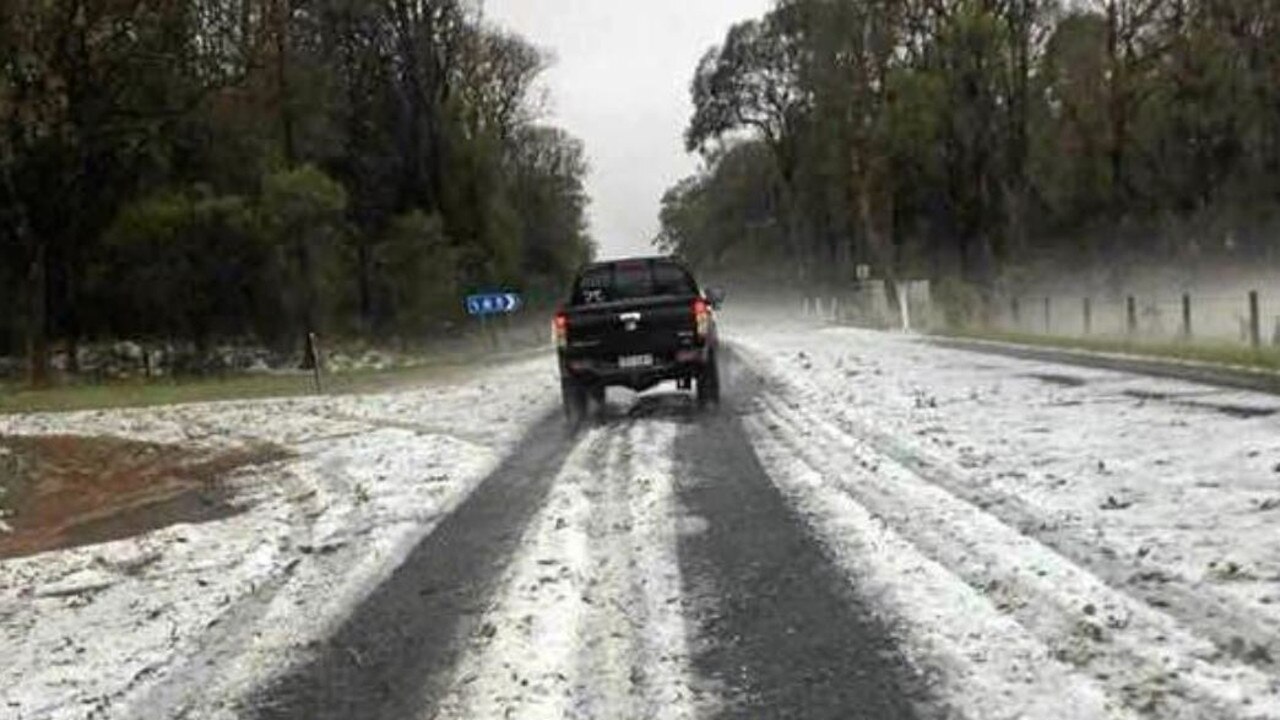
<box><xmin>565</xmin><ymin>296</ymin><xmax>695</xmax><ymax>357</ymax></box>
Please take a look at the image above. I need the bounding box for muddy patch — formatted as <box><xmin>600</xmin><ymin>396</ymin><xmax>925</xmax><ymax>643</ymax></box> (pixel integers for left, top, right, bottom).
<box><xmin>1121</xmin><ymin>390</ymin><xmax>1278</xmax><ymax>419</ymax></box>
<box><xmin>0</xmin><ymin>435</ymin><xmax>288</xmax><ymax>560</ymax></box>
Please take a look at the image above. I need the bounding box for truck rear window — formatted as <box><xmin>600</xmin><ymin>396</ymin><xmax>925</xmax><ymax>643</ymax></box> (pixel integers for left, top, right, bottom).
<box><xmin>572</xmin><ymin>260</ymin><xmax>696</xmax><ymax>305</ymax></box>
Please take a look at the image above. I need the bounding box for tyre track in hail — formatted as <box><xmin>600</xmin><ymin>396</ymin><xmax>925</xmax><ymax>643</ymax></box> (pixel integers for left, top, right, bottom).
<box><xmin>672</xmin><ymin>350</ymin><xmax>933</xmax><ymax>720</ymax></box>
<box><xmin>426</xmin><ymin>425</ymin><xmax>614</xmax><ymax>719</ymax></box>
<box><xmin>427</xmin><ymin>396</ymin><xmax>702</xmax><ymax>719</ymax></box>
<box><xmin>246</xmin><ymin>408</ymin><xmax>579</xmax><ymax>720</ymax></box>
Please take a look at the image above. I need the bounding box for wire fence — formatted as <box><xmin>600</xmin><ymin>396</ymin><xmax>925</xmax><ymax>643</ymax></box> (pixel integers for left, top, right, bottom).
<box><xmin>1001</xmin><ymin>289</ymin><xmax>1280</xmax><ymax>347</ymax></box>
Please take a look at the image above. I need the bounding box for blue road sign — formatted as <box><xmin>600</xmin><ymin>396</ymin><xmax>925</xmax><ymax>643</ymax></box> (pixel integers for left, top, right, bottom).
<box><xmin>465</xmin><ymin>293</ymin><xmax>523</xmax><ymax>317</ymax></box>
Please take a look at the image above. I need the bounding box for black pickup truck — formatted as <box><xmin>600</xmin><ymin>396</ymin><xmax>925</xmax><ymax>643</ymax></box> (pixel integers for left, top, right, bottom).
<box><xmin>553</xmin><ymin>256</ymin><xmax>724</xmax><ymax>420</ymax></box>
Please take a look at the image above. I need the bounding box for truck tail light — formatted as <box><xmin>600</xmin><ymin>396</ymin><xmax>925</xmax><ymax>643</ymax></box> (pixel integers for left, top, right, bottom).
<box><xmin>552</xmin><ymin>311</ymin><xmax>569</xmax><ymax>349</ymax></box>
<box><xmin>693</xmin><ymin>298</ymin><xmax>711</xmax><ymax>340</ymax></box>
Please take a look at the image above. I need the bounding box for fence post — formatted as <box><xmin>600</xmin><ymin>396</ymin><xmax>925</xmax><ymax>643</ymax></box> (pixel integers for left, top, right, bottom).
<box><xmin>1249</xmin><ymin>291</ymin><xmax>1261</xmax><ymax>348</ymax></box>
<box><xmin>307</xmin><ymin>332</ymin><xmax>324</xmax><ymax>393</ymax></box>
<box><xmin>1181</xmin><ymin>293</ymin><xmax>1192</xmax><ymax>340</ymax></box>
<box><xmin>1126</xmin><ymin>296</ymin><xmax>1138</xmax><ymax>337</ymax></box>
<box><xmin>1011</xmin><ymin>297</ymin><xmax>1021</xmax><ymax>330</ymax></box>
<box><xmin>1043</xmin><ymin>297</ymin><xmax>1052</xmax><ymax>334</ymax></box>
<box><xmin>1083</xmin><ymin>297</ymin><xmax>1092</xmax><ymax>336</ymax></box>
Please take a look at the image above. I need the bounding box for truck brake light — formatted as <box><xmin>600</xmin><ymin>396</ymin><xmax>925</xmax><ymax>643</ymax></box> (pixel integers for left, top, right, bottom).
<box><xmin>693</xmin><ymin>298</ymin><xmax>711</xmax><ymax>339</ymax></box>
<box><xmin>553</xmin><ymin>312</ymin><xmax>569</xmax><ymax>349</ymax></box>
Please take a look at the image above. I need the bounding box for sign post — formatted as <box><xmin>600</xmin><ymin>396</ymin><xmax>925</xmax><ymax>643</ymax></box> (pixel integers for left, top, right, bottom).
<box><xmin>306</xmin><ymin>332</ymin><xmax>324</xmax><ymax>393</ymax></box>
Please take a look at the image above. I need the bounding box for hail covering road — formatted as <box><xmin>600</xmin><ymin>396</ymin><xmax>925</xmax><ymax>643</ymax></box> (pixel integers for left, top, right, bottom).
<box><xmin>3</xmin><ymin>316</ymin><xmax>1280</xmax><ymax>720</ymax></box>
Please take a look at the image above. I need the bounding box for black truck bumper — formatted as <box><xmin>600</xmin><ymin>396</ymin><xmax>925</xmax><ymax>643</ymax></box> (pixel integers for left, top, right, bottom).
<box><xmin>559</xmin><ymin>347</ymin><xmax>710</xmax><ymax>393</ymax></box>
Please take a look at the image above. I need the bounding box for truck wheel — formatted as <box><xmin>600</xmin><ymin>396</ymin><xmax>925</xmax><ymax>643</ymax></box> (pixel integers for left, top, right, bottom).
<box><xmin>590</xmin><ymin>385</ymin><xmax>606</xmax><ymax>406</ymax></box>
<box><xmin>697</xmin><ymin>354</ymin><xmax>721</xmax><ymax>407</ymax></box>
<box><xmin>562</xmin><ymin>379</ymin><xmax>588</xmax><ymax>423</ymax></box>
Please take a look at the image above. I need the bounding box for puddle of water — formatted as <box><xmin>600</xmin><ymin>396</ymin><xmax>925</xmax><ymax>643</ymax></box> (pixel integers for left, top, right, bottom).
<box><xmin>0</xmin><ymin>435</ymin><xmax>288</xmax><ymax>560</ymax></box>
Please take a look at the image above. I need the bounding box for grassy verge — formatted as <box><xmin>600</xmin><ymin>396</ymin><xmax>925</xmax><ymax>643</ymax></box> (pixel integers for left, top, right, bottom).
<box><xmin>933</xmin><ymin>328</ymin><xmax>1280</xmax><ymax>373</ymax></box>
<box><xmin>0</xmin><ymin>344</ymin><xmax>549</xmax><ymax>416</ymax></box>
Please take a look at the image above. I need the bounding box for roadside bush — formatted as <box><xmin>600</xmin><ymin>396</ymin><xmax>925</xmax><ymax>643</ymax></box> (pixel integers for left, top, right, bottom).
<box><xmin>373</xmin><ymin>210</ymin><xmax>460</xmax><ymax>338</ymax></box>
<box><xmin>92</xmin><ymin>188</ymin><xmax>265</xmax><ymax>344</ymax></box>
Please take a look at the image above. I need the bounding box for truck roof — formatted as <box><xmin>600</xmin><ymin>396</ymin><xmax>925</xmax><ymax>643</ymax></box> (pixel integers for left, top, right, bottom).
<box><xmin>581</xmin><ymin>255</ymin><xmax>682</xmax><ymax>270</ymax></box>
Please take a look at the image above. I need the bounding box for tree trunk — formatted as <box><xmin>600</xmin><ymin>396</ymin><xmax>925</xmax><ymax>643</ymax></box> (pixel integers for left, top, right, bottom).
<box><xmin>1005</xmin><ymin>1</ymin><xmax>1032</xmax><ymax>260</ymax></box>
<box><xmin>67</xmin><ymin>335</ymin><xmax>80</xmax><ymax>375</ymax></box>
<box><xmin>297</xmin><ymin>229</ymin><xmax>318</xmax><ymax>355</ymax></box>
<box><xmin>3</xmin><ymin>159</ymin><xmax>50</xmax><ymax>387</ymax></box>
<box><xmin>275</xmin><ymin>0</ymin><xmax>296</xmax><ymax>166</ymax></box>
<box><xmin>26</xmin><ymin>243</ymin><xmax>50</xmax><ymax>387</ymax></box>
<box><xmin>357</xmin><ymin>240</ymin><xmax>373</xmax><ymax>335</ymax></box>
<box><xmin>1105</xmin><ymin>0</ymin><xmax>1127</xmax><ymax>207</ymax></box>
<box><xmin>775</xmin><ymin>154</ymin><xmax>807</xmax><ymax>283</ymax></box>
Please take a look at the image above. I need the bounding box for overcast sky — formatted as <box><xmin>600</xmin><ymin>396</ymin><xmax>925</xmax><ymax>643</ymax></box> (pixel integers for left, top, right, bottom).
<box><xmin>483</xmin><ymin>0</ymin><xmax>772</xmax><ymax>259</ymax></box>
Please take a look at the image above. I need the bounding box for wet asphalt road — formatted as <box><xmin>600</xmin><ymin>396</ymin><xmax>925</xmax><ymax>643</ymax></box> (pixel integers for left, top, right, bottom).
<box><xmin>248</xmin><ymin>350</ymin><xmax>931</xmax><ymax>719</ymax></box>
<box><xmin>249</xmin><ymin>408</ymin><xmax>575</xmax><ymax>720</ymax></box>
<box><xmin>673</xmin><ymin>358</ymin><xmax>926</xmax><ymax>719</ymax></box>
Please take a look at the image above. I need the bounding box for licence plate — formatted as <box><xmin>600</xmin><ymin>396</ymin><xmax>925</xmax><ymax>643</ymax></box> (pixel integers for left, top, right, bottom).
<box><xmin>618</xmin><ymin>354</ymin><xmax>654</xmax><ymax>369</ymax></box>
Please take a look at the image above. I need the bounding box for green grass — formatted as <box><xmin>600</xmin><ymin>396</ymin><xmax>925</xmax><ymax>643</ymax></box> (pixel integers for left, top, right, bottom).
<box><xmin>0</xmin><ymin>344</ymin><xmax>549</xmax><ymax>416</ymax></box>
<box><xmin>934</xmin><ymin>328</ymin><xmax>1280</xmax><ymax>372</ymax></box>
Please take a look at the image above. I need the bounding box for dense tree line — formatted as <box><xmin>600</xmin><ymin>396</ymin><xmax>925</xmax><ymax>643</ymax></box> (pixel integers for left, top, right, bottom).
<box><xmin>659</xmin><ymin>0</ymin><xmax>1280</xmax><ymax>312</ymax></box>
<box><xmin>0</xmin><ymin>0</ymin><xmax>593</xmax><ymax>381</ymax></box>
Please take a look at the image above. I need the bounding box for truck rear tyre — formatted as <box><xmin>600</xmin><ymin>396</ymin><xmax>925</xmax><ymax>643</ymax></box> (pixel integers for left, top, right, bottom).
<box><xmin>697</xmin><ymin>355</ymin><xmax>721</xmax><ymax>407</ymax></box>
<box><xmin>562</xmin><ymin>378</ymin><xmax>588</xmax><ymax>423</ymax></box>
